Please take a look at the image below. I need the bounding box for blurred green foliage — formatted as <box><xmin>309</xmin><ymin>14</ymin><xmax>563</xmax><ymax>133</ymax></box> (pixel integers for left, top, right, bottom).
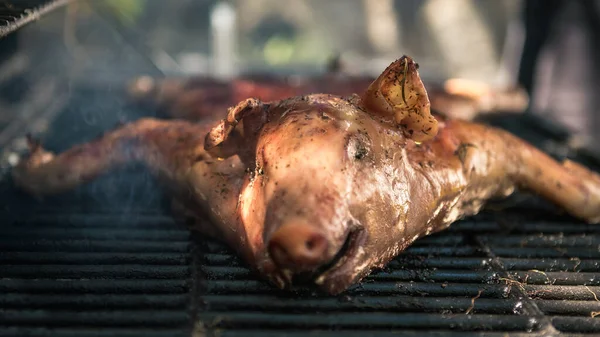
<box><xmin>103</xmin><ymin>0</ymin><xmax>145</xmax><ymax>25</ymax></box>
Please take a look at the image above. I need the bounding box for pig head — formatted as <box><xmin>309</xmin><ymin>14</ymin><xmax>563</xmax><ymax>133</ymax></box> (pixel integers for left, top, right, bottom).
<box><xmin>203</xmin><ymin>56</ymin><xmax>449</xmax><ymax>294</ymax></box>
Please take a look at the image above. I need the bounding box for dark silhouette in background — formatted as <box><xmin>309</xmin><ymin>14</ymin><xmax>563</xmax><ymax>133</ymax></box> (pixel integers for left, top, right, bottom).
<box><xmin>518</xmin><ymin>0</ymin><xmax>600</xmax><ymax>145</ymax></box>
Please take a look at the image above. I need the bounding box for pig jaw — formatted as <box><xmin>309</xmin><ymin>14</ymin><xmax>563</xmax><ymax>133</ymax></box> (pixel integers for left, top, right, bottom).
<box><xmin>311</xmin><ymin>184</ymin><xmax>415</xmax><ymax>294</ymax></box>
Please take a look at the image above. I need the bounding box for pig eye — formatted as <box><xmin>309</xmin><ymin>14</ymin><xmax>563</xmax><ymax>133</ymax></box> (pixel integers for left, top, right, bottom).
<box><xmin>346</xmin><ymin>134</ymin><xmax>370</xmax><ymax>161</ymax></box>
<box><xmin>354</xmin><ymin>144</ymin><xmax>368</xmax><ymax>160</ymax></box>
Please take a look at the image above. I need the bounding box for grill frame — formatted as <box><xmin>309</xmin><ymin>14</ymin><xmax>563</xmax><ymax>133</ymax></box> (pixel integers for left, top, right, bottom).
<box><xmin>0</xmin><ymin>0</ymin><xmax>71</xmax><ymax>38</ymax></box>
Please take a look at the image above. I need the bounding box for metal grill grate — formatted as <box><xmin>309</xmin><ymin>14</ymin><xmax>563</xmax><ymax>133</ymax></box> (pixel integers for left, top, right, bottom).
<box><xmin>0</xmin><ymin>204</ymin><xmax>195</xmax><ymax>337</ymax></box>
<box><xmin>0</xmin><ymin>0</ymin><xmax>70</xmax><ymax>38</ymax></box>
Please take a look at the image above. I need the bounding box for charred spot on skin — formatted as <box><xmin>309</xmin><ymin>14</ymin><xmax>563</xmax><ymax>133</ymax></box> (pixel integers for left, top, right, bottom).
<box><xmin>305</xmin><ymin>128</ymin><xmax>327</xmax><ymax>137</ymax></box>
<box><xmin>454</xmin><ymin>143</ymin><xmax>477</xmax><ymax>165</ymax></box>
<box><xmin>319</xmin><ymin>111</ymin><xmax>331</xmax><ymax>120</ymax></box>
<box><xmin>245</xmin><ymin>167</ymin><xmax>257</xmax><ymax>181</ymax></box>
<box><xmin>194</xmin><ymin>154</ymin><xmax>206</xmax><ymax>162</ymax></box>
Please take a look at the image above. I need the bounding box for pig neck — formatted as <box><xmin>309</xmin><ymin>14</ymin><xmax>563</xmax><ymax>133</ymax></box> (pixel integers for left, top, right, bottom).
<box><xmin>390</xmin><ymin>119</ymin><xmax>516</xmax><ymax>242</ymax></box>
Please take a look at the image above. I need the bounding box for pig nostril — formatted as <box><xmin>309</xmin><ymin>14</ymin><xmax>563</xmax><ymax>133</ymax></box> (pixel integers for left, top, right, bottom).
<box><xmin>304</xmin><ymin>234</ymin><xmax>326</xmax><ymax>254</ymax></box>
<box><xmin>268</xmin><ymin>224</ymin><xmax>329</xmax><ymax>270</ymax></box>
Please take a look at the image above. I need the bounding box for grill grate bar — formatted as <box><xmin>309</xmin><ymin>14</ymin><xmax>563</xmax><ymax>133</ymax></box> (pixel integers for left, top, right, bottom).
<box><xmin>0</xmin><ymin>239</ymin><xmax>189</xmax><ymax>253</ymax></box>
<box><xmin>480</xmin><ymin>234</ymin><xmax>600</xmax><ymax>247</ymax></box>
<box><xmin>516</xmin><ymin>285</ymin><xmax>600</xmax><ymax>301</ymax></box>
<box><xmin>490</xmin><ymin>247</ymin><xmax>600</xmax><ymax>259</ymax></box>
<box><xmin>507</xmin><ymin>271</ymin><xmax>600</xmax><ymax>286</ymax></box>
<box><xmin>0</xmin><ymin>309</ymin><xmax>189</xmax><ymax>327</ymax></box>
<box><xmin>0</xmin><ymin>293</ymin><xmax>188</xmax><ymax>310</ymax></box>
<box><xmin>202</xmin><ymin>280</ymin><xmax>511</xmax><ymax>298</ymax></box>
<box><xmin>200</xmin><ymin>294</ymin><xmax>519</xmax><ymax>314</ymax></box>
<box><xmin>448</xmin><ymin>219</ymin><xmax>600</xmax><ymax>234</ymax></box>
<box><xmin>201</xmin><ymin>266</ymin><xmax>499</xmax><ymax>283</ymax></box>
<box><xmin>0</xmin><ymin>279</ymin><xmax>189</xmax><ymax>294</ymax></box>
<box><xmin>206</xmin><ymin>331</ymin><xmax>549</xmax><ymax>337</ymax></box>
<box><xmin>201</xmin><ymin>254</ymin><xmax>491</xmax><ymax>270</ymax></box>
<box><xmin>11</xmin><ymin>214</ymin><xmax>178</xmax><ymax>228</ymax></box>
<box><xmin>535</xmin><ymin>300</ymin><xmax>600</xmax><ymax>316</ymax></box>
<box><xmin>197</xmin><ymin>312</ymin><xmax>541</xmax><ymax>331</ymax></box>
<box><xmin>2</xmin><ymin>264</ymin><xmax>190</xmax><ymax>279</ymax></box>
<box><xmin>0</xmin><ymin>228</ymin><xmax>189</xmax><ymax>241</ymax></box>
<box><xmin>550</xmin><ymin>317</ymin><xmax>600</xmax><ymax>333</ymax></box>
<box><xmin>0</xmin><ymin>328</ymin><xmax>188</xmax><ymax>337</ymax></box>
<box><xmin>391</xmin><ymin>246</ymin><xmax>482</xmax><ymax>256</ymax></box>
<box><xmin>374</xmin><ymin>256</ymin><xmax>490</xmax><ymax>269</ymax></box>
<box><xmin>501</xmin><ymin>258</ymin><xmax>600</xmax><ymax>272</ymax></box>
<box><xmin>0</xmin><ymin>252</ymin><xmax>189</xmax><ymax>265</ymax></box>
<box><xmin>366</xmin><ymin>270</ymin><xmax>497</xmax><ymax>283</ymax></box>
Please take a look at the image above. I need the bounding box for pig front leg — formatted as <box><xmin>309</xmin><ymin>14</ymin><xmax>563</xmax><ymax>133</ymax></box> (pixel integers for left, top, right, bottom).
<box><xmin>512</xmin><ymin>141</ymin><xmax>600</xmax><ymax>224</ymax></box>
<box><xmin>449</xmin><ymin>122</ymin><xmax>600</xmax><ymax>224</ymax></box>
<box><xmin>12</xmin><ymin>118</ymin><xmax>207</xmax><ymax>197</ymax></box>
<box><xmin>10</xmin><ymin>118</ymin><xmax>246</xmax><ymax>231</ymax></box>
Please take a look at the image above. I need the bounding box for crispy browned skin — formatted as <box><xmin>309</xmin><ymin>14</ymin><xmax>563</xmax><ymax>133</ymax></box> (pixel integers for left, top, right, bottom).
<box><xmin>12</xmin><ymin>56</ymin><xmax>599</xmax><ymax>295</ymax></box>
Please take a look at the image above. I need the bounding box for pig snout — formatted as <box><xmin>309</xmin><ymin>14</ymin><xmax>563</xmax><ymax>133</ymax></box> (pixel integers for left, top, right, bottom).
<box><xmin>267</xmin><ymin>223</ymin><xmax>330</xmax><ymax>271</ymax></box>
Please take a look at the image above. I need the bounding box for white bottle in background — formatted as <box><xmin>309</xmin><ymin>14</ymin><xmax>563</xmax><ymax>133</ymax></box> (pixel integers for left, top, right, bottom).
<box><xmin>210</xmin><ymin>1</ymin><xmax>237</xmax><ymax>80</ymax></box>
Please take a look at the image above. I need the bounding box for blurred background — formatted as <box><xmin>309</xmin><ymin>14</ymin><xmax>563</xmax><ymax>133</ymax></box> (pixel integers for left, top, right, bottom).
<box><xmin>1</xmin><ymin>0</ymin><xmax>599</xmax><ymax>148</ymax></box>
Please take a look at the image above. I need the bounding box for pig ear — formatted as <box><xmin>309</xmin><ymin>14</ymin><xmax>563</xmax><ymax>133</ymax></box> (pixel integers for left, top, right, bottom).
<box><xmin>360</xmin><ymin>56</ymin><xmax>439</xmax><ymax>142</ymax></box>
<box><xmin>204</xmin><ymin>98</ymin><xmax>265</xmax><ymax>159</ymax></box>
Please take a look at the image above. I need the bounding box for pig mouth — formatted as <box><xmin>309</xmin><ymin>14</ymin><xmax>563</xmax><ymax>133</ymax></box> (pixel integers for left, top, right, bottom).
<box><xmin>289</xmin><ymin>225</ymin><xmax>366</xmax><ymax>288</ymax></box>
<box><xmin>316</xmin><ymin>227</ymin><xmax>364</xmax><ymax>275</ymax></box>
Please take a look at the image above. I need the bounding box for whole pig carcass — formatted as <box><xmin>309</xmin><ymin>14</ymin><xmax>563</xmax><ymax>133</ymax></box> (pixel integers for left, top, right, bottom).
<box><xmin>12</xmin><ymin>56</ymin><xmax>600</xmax><ymax>295</ymax></box>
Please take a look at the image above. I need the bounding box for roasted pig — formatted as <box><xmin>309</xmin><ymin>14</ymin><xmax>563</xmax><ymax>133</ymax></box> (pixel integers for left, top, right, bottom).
<box><xmin>12</xmin><ymin>56</ymin><xmax>600</xmax><ymax>295</ymax></box>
